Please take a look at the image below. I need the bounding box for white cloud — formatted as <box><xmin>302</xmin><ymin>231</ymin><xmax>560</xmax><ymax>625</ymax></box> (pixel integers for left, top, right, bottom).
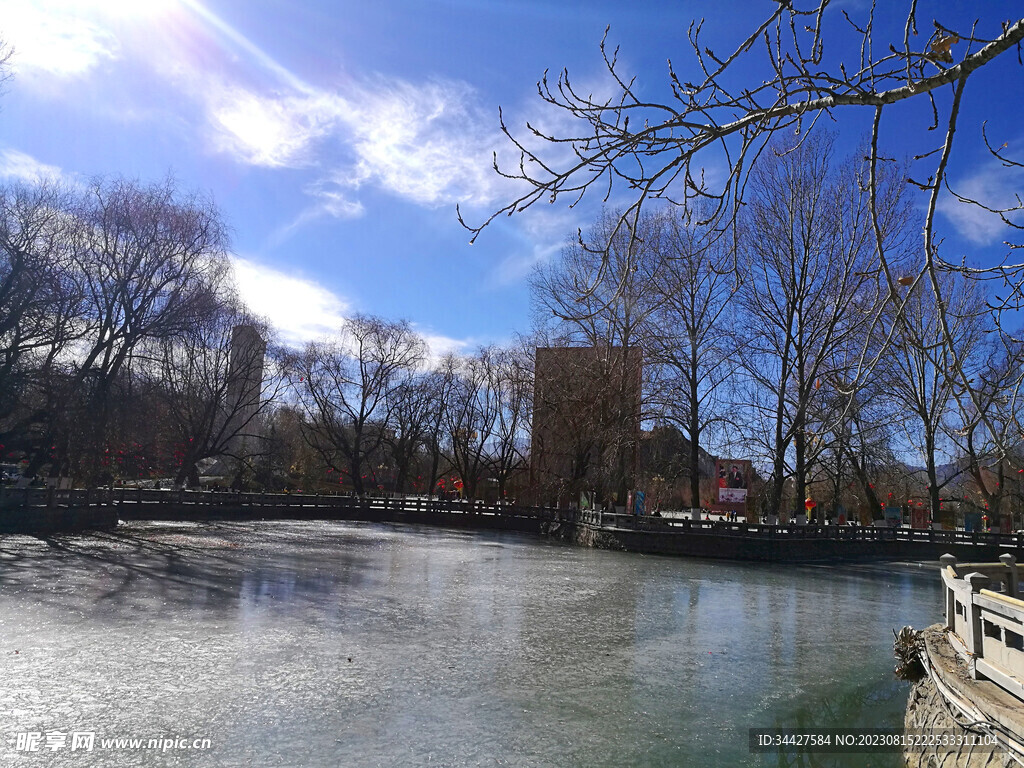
<box><xmin>263</xmin><ymin>181</ymin><xmax>365</xmax><ymax>250</ymax></box>
<box><xmin>230</xmin><ymin>256</ymin><xmax>475</xmax><ymax>360</ymax></box>
<box><xmin>0</xmin><ymin>1</ymin><xmax>119</xmax><ymax>77</ymax></box>
<box><xmin>200</xmin><ymin>74</ymin><xmax>507</xmax><ymax>210</ymax></box>
<box><xmin>158</xmin><ymin>2</ymin><xmax>510</xmax><ymax>209</ymax></box>
<box><xmin>230</xmin><ymin>256</ymin><xmax>350</xmax><ymax>347</ymax></box>
<box><xmin>6</xmin><ymin>0</ymin><xmax>520</xmax><ymax>232</ymax></box>
<box><xmin>206</xmin><ymin>87</ymin><xmax>344</xmax><ymax>168</ymax></box>
<box><xmin>308</xmin><ymin>186</ymin><xmax>365</xmax><ymax>220</ymax></box>
<box><xmin>340</xmin><ymin>78</ymin><xmax>506</xmax><ymax>209</ymax></box>
<box><xmin>938</xmin><ymin>165</ymin><xmax>1024</xmax><ymax>245</ymax></box>
<box><xmin>0</xmin><ymin>148</ymin><xmax>65</xmax><ymax>183</ymax></box>
<box><xmin>418</xmin><ymin>330</ymin><xmax>472</xmax><ymax>359</ymax></box>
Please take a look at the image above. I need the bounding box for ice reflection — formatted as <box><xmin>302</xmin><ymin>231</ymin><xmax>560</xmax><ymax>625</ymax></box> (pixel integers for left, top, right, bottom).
<box><xmin>0</xmin><ymin>521</ymin><xmax>941</xmax><ymax>767</ymax></box>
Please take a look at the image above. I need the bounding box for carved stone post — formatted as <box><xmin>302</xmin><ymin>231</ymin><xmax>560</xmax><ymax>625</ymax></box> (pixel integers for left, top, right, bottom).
<box><xmin>940</xmin><ymin>554</ymin><xmax>958</xmax><ymax>629</ymax></box>
<box><xmin>1000</xmin><ymin>553</ymin><xmax>1018</xmax><ymax>596</ymax></box>
<box><xmin>965</xmin><ymin>571</ymin><xmax>991</xmax><ymax>678</ymax></box>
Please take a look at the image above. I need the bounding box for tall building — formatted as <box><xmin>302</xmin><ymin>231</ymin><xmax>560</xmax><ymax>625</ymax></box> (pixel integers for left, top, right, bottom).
<box><xmin>530</xmin><ymin>345</ymin><xmax>642</xmax><ymax>506</ymax></box>
<box><xmin>224</xmin><ymin>325</ymin><xmax>266</xmax><ymax>460</ymax></box>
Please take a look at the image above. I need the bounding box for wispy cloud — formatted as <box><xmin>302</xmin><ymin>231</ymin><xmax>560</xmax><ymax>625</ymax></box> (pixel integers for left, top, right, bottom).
<box><xmin>163</xmin><ymin>3</ymin><xmax>511</xmax><ymax>215</ymax></box>
<box><xmin>415</xmin><ymin>328</ymin><xmax>475</xmax><ymax>369</ymax></box>
<box><xmin>938</xmin><ymin>163</ymin><xmax>1024</xmax><ymax>245</ymax></box>
<box><xmin>231</xmin><ymin>256</ymin><xmax>350</xmax><ymax>347</ymax></box>
<box><xmin>419</xmin><ymin>330</ymin><xmax>472</xmax><ymax>357</ymax></box>
<box><xmin>488</xmin><ymin>207</ymin><xmax>576</xmax><ymax>287</ymax></box>
<box><xmin>200</xmin><ymin>74</ymin><xmax>506</xmax><ymax>209</ymax></box>
<box><xmin>304</xmin><ymin>180</ymin><xmax>365</xmax><ymax>220</ymax></box>
<box><xmin>264</xmin><ymin>181</ymin><xmax>366</xmax><ymax>249</ymax></box>
<box><xmin>8</xmin><ymin>0</ymin><xmax>520</xmax><ymax>232</ymax></box>
<box><xmin>0</xmin><ymin>1</ymin><xmax>119</xmax><ymax>78</ymax></box>
<box><xmin>0</xmin><ymin>148</ymin><xmax>65</xmax><ymax>183</ymax></box>
<box><xmin>340</xmin><ymin>77</ymin><xmax>505</xmax><ymax>208</ymax></box>
<box><xmin>205</xmin><ymin>87</ymin><xmax>344</xmax><ymax>169</ymax></box>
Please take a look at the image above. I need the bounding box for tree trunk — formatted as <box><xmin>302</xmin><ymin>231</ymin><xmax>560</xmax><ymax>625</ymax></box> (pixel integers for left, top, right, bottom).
<box><xmin>688</xmin><ymin>355</ymin><xmax>701</xmax><ymax>512</ymax></box>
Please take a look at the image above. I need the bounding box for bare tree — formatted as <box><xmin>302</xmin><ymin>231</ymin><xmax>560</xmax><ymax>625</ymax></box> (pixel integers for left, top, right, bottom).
<box><xmin>531</xmin><ymin>209</ymin><xmax>659</xmax><ymax>349</ymax></box>
<box><xmin>28</xmin><ymin>176</ymin><xmax>230</xmax><ymax>481</ymax></box>
<box><xmin>822</xmin><ymin>382</ymin><xmax>900</xmax><ymax>522</ymax></box>
<box><xmin>732</xmin><ymin>135</ymin><xmax>906</xmax><ymax>518</ymax></box>
<box><xmin>146</xmin><ymin>304</ymin><xmax>279</xmax><ymax>487</ymax></box>
<box><xmin>646</xmin><ymin>210</ymin><xmax>733</xmax><ymax>514</ymax></box>
<box><xmin>292</xmin><ymin>314</ymin><xmax>426</xmax><ymax>495</ymax></box>
<box><xmin>484</xmin><ymin>344</ymin><xmax>532</xmax><ymax>501</ymax></box>
<box><xmin>463</xmin><ymin>3</ymin><xmax>1024</xmax><ymax>461</ymax></box>
<box><xmin>441</xmin><ymin>349</ymin><xmax>500</xmax><ymax>501</ymax></box>
<box><xmin>949</xmin><ymin>335</ymin><xmax>1024</xmax><ymax>529</ymax></box>
<box><xmin>383</xmin><ymin>369</ymin><xmax>439</xmax><ymax>494</ymax></box>
<box><xmin>886</xmin><ymin>277</ymin><xmax>982</xmax><ymax>521</ymax></box>
<box><xmin>419</xmin><ymin>364</ymin><xmax>458</xmax><ymax>498</ymax></box>
<box><xmin>0</xmin><ymin>182</ymin><xmax>82</xmax><ymax>448</ymax></box>
<box><xmin>0</xmin><ymin>37</ymin><xmax>13</xmax><ymax>95</ymax></box>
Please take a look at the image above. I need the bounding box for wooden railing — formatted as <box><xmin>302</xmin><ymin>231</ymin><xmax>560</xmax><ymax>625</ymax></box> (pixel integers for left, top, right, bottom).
<box><xmin>941</xmin><ymin>553</ymin><xmax>1024</xmax><ymax>700</ymax></box>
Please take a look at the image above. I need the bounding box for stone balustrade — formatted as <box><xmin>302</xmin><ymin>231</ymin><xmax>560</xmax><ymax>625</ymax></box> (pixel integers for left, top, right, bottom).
<box><xmin>941</xmin><ymin>553</ymin><xmax>1024</xmax><ymax>700</ymax></box>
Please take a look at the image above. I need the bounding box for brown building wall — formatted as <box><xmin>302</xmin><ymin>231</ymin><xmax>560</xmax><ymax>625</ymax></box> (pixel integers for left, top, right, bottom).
<box><xmin>529</xmin><ymin>346</ymin><xmax>642</xmax><ymax>505</ymax></box>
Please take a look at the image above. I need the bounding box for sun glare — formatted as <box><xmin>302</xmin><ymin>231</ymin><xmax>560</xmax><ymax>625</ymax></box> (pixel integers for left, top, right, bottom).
<box><xmin>87</xmin><ymin>0</ymin><xmax>179</xmax><ymax>19</ymax></box>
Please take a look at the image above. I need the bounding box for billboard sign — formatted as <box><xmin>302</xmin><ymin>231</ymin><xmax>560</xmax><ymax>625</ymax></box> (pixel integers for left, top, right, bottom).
<box><xmin>717</xmin><ymin>460</ymin><xmax>749</xmax><ymax>504</ymax></box>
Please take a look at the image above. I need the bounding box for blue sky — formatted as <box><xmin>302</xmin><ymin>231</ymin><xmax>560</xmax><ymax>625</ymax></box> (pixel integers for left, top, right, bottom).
<box><xmin>0</xmin><ymin>0</ymin><xmax>1021</xmax><ymax>352</ymax></box>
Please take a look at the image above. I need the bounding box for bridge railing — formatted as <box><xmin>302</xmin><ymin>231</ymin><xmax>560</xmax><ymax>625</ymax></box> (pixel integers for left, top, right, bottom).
<box><xmin>0</xmin><ymin>485</ymin><xmax>565</xmax><ymax>522</ymax></box>
<box><xmin>3</xmin><ymin>486</ymin><xmax>1023</xmax><ymax>549</ymax></box>
<box><xmin>594</xmin><ymin>512</ymin><xmax>1024</xmax><ymax>547</ymax></box>
<box><xmin>941</xmin><ymin>553</ymin><xmax>1024</xmax><ymax>701</ymax></box>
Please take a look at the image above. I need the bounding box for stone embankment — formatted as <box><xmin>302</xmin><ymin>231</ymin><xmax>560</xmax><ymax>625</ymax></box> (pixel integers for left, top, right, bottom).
<box><xmin>905</xmin><ymin>626</ymin><xmax>1024</xmax><ymax>767</ymax></box>
<box><xmin>0</xmin><ymin>506</ymin><xmax>117</xmax><ymax>535</ymax></box>
<box><xmin>571</xmin><ymin>513</ymin><xmax>1024</xmax><ymax>563</ymax></box>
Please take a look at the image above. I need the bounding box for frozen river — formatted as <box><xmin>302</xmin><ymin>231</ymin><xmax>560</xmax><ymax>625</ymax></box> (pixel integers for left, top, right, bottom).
<box><xmin>0</xmin><ymin>520</ymin><xmax>943</xmax><ymax>766</ymax></box>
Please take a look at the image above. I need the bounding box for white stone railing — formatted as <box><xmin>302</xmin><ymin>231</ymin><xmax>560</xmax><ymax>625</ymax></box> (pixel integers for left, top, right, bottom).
<box><xmin>941</xmin><ymin>553</ymin><xmax>1024</xmax><ymax>700</ymax></box>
